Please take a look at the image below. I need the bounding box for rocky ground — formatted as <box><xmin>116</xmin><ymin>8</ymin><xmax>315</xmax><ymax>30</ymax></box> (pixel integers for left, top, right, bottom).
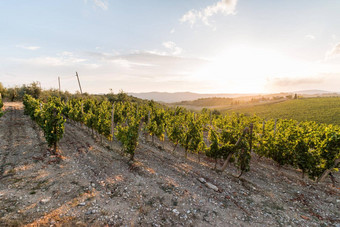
<box><xmin>0</xmin><ymin>102</ymin><xmax>339</xmax><ymax>226</ymax></box>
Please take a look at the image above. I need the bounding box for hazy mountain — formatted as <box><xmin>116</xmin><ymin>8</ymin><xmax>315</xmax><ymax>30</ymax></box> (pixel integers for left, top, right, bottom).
<box><xmin>128</xmin><ymin>92</ymin><xmax>255</xmax><ymax>103</ymax></box>
<box><xmin>129</xmin><ymin>90</ymin><xmax>338</xmax><ymax>103</ymax></box>
<box><xmin>294</xmin><ymin>90</ymin><xmax>335</xmax><ymax>95</ymax></box>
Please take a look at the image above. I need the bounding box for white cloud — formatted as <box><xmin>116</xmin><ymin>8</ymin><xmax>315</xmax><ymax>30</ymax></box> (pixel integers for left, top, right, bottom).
<box><xmin>180</xmin><ymin>0</ymin><xmax>238</xmax><ymax>27</ymax></box>
<box><xmin>326</xmin><ymin>42</ymin><xmax>340</xmax><ymax>59</ymax></box>
<box><xmin>11</xmin><ymin>51</ymin><xmax>87</xmax><ymax>66</ymax></box>
<box><xmin>162</xmin><ymin>41</ymin><xmax>183</xmax><ymax>55</ymax></box>
<box><xmin>93</xmin><ymin>0</ymin><xmax>108</xmax><ymax>10</ymax></box>
<box><xmin>170</xmin><ymin>28</ymin><xmax>175</xmax><ymax>34</ymax></box>
<box><xmin>2</xmin><ymin>49</ymin><xmax>211</xmax><ymax>93</ymax></box>
<box><xmin>305</xmin><ymin>34</ymin><xmax>315</xmax><ymax>40</ymax></box>
<box><xmin>16</xmin><ymin>45</ymin><xmax>40</xmax><ymax>50</ymax></box>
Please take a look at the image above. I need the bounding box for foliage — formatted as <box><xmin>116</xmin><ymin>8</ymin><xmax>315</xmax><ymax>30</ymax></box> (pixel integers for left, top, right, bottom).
<box><xmin>226</xmin><ymin>97</ymin><xmax>340</xmax><ymax>125</ymax></box>
<box><xmin>0</xmin><ymin>94</ymin><xmax>3</xmax><ymax>117</ymax></box>
<box><xmin>51</xmin><ymin>94</ymin><xmax>340</xmax><ymax>180</ymax></box>
<box><xmin>23</xmin><ymin>95</ymin><xmax>66</xmax><ymax>153</ymax></box>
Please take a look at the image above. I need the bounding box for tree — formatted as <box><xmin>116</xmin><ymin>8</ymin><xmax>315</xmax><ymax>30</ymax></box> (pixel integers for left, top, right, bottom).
<box><xmin>0</xmin><ymin>82</ymin><xmax>6</xmax><ymax>98</ymax></box>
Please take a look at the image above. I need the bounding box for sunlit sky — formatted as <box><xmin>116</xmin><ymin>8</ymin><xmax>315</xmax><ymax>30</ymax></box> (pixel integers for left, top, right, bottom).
<box><xmin>1</xmin><ymin>0</ymin><xmax>340</xmax><ymax>94</ymax></box>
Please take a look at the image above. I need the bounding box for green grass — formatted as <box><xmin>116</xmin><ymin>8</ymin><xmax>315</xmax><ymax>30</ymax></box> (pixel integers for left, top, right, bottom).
<box><xmin>224</xmin><ymin>97</ymin><xmax>340</xmax><ymax>125</ymax></box>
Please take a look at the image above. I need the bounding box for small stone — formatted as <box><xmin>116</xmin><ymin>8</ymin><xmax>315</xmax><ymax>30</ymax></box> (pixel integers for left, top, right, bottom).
<box><xmin>172</xmin><ymin>209</ymin><xmax>180</xmax><ymax>216</ymax></box>
<box><xmin>78</xmin><ymin>202</ymin><xmax>86</xmax><ymax>206</ymax></box>
<box><xmin>197</xmin><ymin>178</ymin><xmax>206</xmax><ymax>184</ymax></box>
<box><xmin>205</xmin><ymin>182</ymin><xmax>219</xmax><ymax>192</ymax></box>
<box><xmin>40</xmin><ymin>198</ymin><xmax>51</xmax><ymax>204</ymax></box>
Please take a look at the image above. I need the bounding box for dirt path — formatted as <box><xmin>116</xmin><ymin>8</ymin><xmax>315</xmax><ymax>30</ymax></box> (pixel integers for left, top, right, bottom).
<box><xmin>0</xmin><ymin>103</ymin><xmax>339</xmax><ymax>226</ymax></box>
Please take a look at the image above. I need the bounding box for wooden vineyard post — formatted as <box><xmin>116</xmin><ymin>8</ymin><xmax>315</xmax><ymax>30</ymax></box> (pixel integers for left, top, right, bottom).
<box><xmin>148</xmin><ymin>111</ymin><xmax>151</xmax><ymax>143</ymax></box>
<box><xmin>317</xmin><ymin>158</ymin><xmax>340</xmax><ymax>183</ymax></box>
<box><xmin>249</xmin><ymin>123</ymin><xmax>253</xmax><ymax>153</ymax></box>
<box><xmin>58</xmin><ymin>76</ymin><xmax>61</xmax><ymax>96</ymax></box>
<box><xmin>111</xmin><ymin>103</ymin><xmax>115</xmax><ymax>149</ymax></box>
<box><xmin>262</xmin><ymin>120</ymin><xmax>265</xmax><ymax>135</ymax></box>
<box><xmin>76</xmin><ymin>72</ymin><xmax>83</xmax><ymax>94</ymax></box>
<box><xmin>274</xmin><ymin>119</ymin><xmax>277</xmax><ymax>135</ymax></box>
<box><xmin>76</xmin><ymin>72</ymin><xmax>84</xmax><ymax>127</ymax></box>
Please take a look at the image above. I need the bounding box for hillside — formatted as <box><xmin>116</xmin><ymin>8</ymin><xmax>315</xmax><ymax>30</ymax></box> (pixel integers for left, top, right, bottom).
<box><xmin>129</xmin><ymin>92</ymin><xmax>255</xmax><ymax>103</ymax></box>
<box><xmin>224</xmin><ymin>97</ymin><xmax>340</xmax><ymax>125</ymax></box>
<box><xmin>0</xmin><ymin>103</ymin><xmax>339</xmax><ymax>226</ymax></box>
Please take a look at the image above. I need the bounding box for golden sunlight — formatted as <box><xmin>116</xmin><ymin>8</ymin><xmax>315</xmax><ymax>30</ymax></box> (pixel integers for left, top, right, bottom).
<box><xmin>194</xmin><ymin>45</ymin><xmax>313</xmax><ymax>93</ymax></box>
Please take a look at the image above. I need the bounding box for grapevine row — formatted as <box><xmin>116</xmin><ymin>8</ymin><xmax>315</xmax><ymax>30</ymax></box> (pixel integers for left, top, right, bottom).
<box><xmin>23</xmin><ymin>95</ymin><xmax>340</xmax><ymax>182</ymax></box>
<box><xmin>23</xmin><ymin>94</ymin><xmax>66</xmax><ymax>154</ymax></box>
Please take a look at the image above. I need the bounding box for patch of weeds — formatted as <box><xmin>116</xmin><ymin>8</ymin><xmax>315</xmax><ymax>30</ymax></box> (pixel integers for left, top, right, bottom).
<box><xmin>109</xmin><ymin>191</ymin><xmax>119</xmax><ymax>198</ymax></box>
<box><xmin>71</xmin><ymin>180</ymin><xmax>79</xmax><ymax>185</ymax></box>
<box><xmin>220</xmin><ymin>200</ymin><xmax>228</xmax><ymax>209</ymax></box>
<box><xmin>145</xmin><ymin>196</ymin><xmax>164</xmax><ymax>207</ymax></box>
<box><xmin>32</xmin><ymin>179</ymin><xmax>49</xmax><ymax>190</ymax></box>
<box><xmin>202</xmin><ymin>213</ymin><xmax>210</xmax><ymax>223</ymax></box>
<box><xmin>138</xmin><ymin>205</ymin><xmax>150</xmax><ymax>215</ymax></box>
<box><xmin>11</xmin><ymin>177</ymin><xmax>23</xmax><ymax>184</ymax></box>
<box><xmin>70</xmin><ymin>199</ymin><xmax>79</xmax><ymax>207</ymax></box>
<box><xmin>243</xmin><ymin>215</ymin><xmax>251</xmax><ymax>222</ymax></box>
<box><xmin>159</xmin><ymin>183</ymin><xmax>175</xmax><ymax>194</ymax></box>
<box><xmin>157</xmin><ymin>196</ymin><xmax>165</xmax><ymax>204</ymax></box>
<box><xmin>7</xmin><ymin>168</ymin><xmax>16</xmax><ymax>175</ymax></box>
<box><xmin>145</xmin><ymin>198</ymin><xmax>156</xmax><ymax>207</ymax></box>
<box><xmin>262</xmin><ymin>200</ymin><xmax>284</xmax><ymax>211</ymax></box>
<box><xmin>0</xmin><ymin>219</ymin><xmax>23</xmax><ymax>227</ymax></box>
<box><xmin>245</xmin><ymin>197</ymin><xmax>255</xmax><ymax>205</ymax></box>
<box><xmin>172</xmin><ymin>198</ymin><xmax>178</xmax><ymax>206</ymax></box>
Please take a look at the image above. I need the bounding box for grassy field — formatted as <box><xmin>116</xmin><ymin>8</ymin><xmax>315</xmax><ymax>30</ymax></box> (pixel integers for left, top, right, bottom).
<box><xmin>224</xmin><ymin>97</ymin><xmax>340</xmax><ymax>125</ymax></box>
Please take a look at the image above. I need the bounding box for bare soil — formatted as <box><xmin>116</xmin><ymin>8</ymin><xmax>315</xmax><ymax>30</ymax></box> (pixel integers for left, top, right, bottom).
<box><xmin>0</xmin><ymin>102</ymin><xmax>339</xmax><ymax>226</ymax></box>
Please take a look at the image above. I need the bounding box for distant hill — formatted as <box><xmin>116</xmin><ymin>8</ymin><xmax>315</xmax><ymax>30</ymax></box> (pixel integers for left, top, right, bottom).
<box><xmin>128</xmin><ymin>92</ymin><xmax>255</xmax><ymax>103</ymax></box>
<box><xmin>224</xmin><ymin>97</ymin><xmax>340</xmax><ymax>125</ymax></box>
<box><xmin>294</xmin><ymin>90</ymin><xmax>335</xmax><ymax>95</ymax></box>
<box><xmin>129</xmin><ymin>90</ymin><xmax>338</xmax><ymax>103</ymax></box>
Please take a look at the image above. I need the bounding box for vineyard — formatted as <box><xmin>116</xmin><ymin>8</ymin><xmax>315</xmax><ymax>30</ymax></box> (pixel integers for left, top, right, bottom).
<box><xmin>23</xmin><ymin>94</ymin><xmax>340</xmax><ymax>182</ymax></box>
<box><xmin>224</xmin><ymin>97</ymin><xmax>340</xmax><ymax>125</ymax></box>
<box><xmin>0</xmin><ymin>96</ymin><xmax>339</xmax><ymax>226</ymax></box>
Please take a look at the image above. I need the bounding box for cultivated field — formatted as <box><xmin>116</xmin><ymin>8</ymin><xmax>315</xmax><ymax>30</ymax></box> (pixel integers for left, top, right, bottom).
<box><xmin>0</xmin><ymin>103</ymin><xmax>339</xmax><ymax>226</ymax></box>
<box><xmin>224</xmin><ymin>97</ymin><xmax>340</xmax><ymax>125</ymax></box>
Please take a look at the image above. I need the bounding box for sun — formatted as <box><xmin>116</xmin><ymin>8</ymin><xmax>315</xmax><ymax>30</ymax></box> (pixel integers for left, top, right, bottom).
<box><xmin>193</xmin><ymin>45</ymin><xmax>308</xmax><ymax>93</ymax></box>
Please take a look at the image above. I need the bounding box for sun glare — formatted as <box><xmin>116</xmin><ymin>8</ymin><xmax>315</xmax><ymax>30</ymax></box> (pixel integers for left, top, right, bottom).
<box><xmin>194</xmin><ymin>45</ymin><xmax>312</xmax><ymax>93</ymax></box>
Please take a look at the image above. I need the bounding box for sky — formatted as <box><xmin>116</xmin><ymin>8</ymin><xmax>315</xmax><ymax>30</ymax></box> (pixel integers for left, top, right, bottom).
<box><xmin>1</xmin><ymin>0</ymin><xmax>340</xmax><ymax>94</ymax></box>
